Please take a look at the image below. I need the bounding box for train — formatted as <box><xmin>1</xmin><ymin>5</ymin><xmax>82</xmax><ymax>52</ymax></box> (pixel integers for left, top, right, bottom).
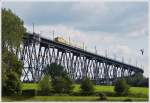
<box><xmin>54</xmin><ymin>37</ymin><xmax>84</xmax><ymax>49</ymax></box>
<box><xmin>54</xmin><ymin>37</ymin><xmax>68</xmax><ymax>44</ymax></box>
<box><xmin>27</xmin><ymin>33</ymin><xmax>84</xmax><ymax>50</ymax></box>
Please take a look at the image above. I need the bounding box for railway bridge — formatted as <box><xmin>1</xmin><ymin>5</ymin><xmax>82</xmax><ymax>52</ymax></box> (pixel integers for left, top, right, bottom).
<box><xmin>17</xmin><ymin>33</ymin><xmax>144</xmax><ymax>84</ymax></box>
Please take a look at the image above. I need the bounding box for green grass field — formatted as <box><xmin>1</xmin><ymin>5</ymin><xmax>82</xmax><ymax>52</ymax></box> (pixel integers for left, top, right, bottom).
<box><xmin>22</xmin><ymin>83</ymin><xmax>149</xmax><ymax>97</ymax></box>
<box><xmin>22</xmin><ymin>83</ymin><xmax>38</xmax><ymax>90</ymax></box>
<box><xmin>2</xmin><ymin>83</ymin><xmax>148</xmax><ymax>102</ymax></box>
<box><xmin>2</xmin><ymin>96</ymin><xmax>148</xmax><ymax>102</ymax></box>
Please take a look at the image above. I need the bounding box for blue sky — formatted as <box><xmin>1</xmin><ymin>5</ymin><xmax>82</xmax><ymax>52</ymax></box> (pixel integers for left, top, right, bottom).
<box><xmin>3</xmin><ymin>1</ymin><xmax>148</xmax><ymax>76</ymax></box>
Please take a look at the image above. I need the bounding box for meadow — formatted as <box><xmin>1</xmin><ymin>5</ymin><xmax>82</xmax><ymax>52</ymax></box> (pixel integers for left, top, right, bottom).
<box><xmin>22</xmin><ymin>83</ymin><xmax>148</xmax><ymax>97</ymax></box>
<box><xmin>2</xmin><ymin>96</ymin><xmax>148</xmax><ymax>102</ymax></box>
<box><xmin>2</xmin><ymin>83</ymin><xmax>148</xmax><ymax>102</ymax></box>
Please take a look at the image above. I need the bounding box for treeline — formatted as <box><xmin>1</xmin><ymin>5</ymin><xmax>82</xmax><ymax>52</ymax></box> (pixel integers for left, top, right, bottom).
<box><xmin>125</xmin><ymin>73</ymin><xmax>148</xmax><ymax>87</ymax></box>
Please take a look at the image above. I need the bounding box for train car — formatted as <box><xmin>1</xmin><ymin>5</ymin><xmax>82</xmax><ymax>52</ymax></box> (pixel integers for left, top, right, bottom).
<box><xmin>54</xmin><ymin>36</ymin><xmax>84</xmax><ymax>50</ymax></box>
<box><xmin>54</xmin><ymin>37</ymin><xmax>68</xmax><ymax>44</ymax></box>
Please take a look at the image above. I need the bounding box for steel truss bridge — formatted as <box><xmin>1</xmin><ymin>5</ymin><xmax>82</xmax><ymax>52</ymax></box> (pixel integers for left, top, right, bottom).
<box><xmin>17</xmin><ymin>33</ymin><xmax>143</xmax><ymax>84</ymax></box>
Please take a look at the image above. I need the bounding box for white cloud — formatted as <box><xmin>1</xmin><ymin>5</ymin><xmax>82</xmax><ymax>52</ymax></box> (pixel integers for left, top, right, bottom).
<box><xmin>25</xmin><ymin>24</ymin><xmax>119</xmax><ymax>51</ymax></box>
<box><xmin>70</xmin><ymin>2</ymin><xmax>108</xmax><ymax>16</ymax></box>
<box><xmin>127</xmin><ymin>26</ymin><xmax>148</xmax><ymax>38</ymax></box>
<box><xmin>12</xmin><ymin>1</ymin><xmax>147</xmax><ymax>77</ymax></box>
<box><xmin>25</xmin><ymin>24</ymin><xmax>135</xmax><ymax>60</ymax></box>
<box><xmin>25</xmin><ymin>24</ymin><xmax>148</xmax><ymax>77</ymax></box>
<box><xmin>109</xmin><ymin>44</ymin><xmax>134</xmax><ymax>60</ymax></box>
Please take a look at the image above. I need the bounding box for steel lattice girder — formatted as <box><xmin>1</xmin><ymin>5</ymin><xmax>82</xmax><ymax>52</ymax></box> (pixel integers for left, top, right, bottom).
<box><xmin>18</xmin><ymin>33</ymin><xmax>143</xmax><ymax>83</ymax></box>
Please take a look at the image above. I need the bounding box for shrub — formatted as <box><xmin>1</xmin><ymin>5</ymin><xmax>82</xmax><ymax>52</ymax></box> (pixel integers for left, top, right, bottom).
<box><xmin>53</xmin><ymin>93</ymin><xmax>69</xmax><ymax>96</ymax></box>
<box><xmin>22</xmin><ymin>89</ymin><xmax>37</xmax><ymax>96</ymax></box>
<box><xmin>2</xmin><ymin>71</ymin><xmax>22</xmax><ymax>96</ymax></box>
<box><xmin>52</xmin><ymin>76</ymin><xmax>74</xmax><ymax>94</ymax></box>
<box><xmin>98</xmin><ymin>93</ymin><xmax>108</xmax><ymax>101</ymax></box>
<box><xmin>125</xmin><ymin>73</ymin><xmax>148</xmax><ymax>87</ymax></box>
<box><xmin>43</xmin><ymin>63</ymin><xmax>74</xmax><ymax>94</ymax></box>
<box><xmin>44</xmin><ymin>63</ymin><xmax>67</xmax><ymax>78</ymax></box>
<box><xmin>114</xmin><ymin>78</ymin><xmax>130</xmax><ymax>96</ymax></box>
<box><xmin>80</xmin><ymin>78</ymin><xmax>94</xmax><ymax>95</ymax></box>
<box><xmin>38</xmin><ymin>75</ymin><xmax>52</xmax><ymax>95</ymax></box>
<box><xmin>93</xmin><ymin>91</ymin><xmax>116</xmax><ymax>97</ymax></box>
<box><xmin>124</xmin><ymin>98</ymin><xmax>132</xmax><ymax>101</ymax></box>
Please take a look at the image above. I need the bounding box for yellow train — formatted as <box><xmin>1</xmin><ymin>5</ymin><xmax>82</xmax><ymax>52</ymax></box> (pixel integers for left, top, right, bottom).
<box><xmin>54</xmin><ymin>37</ymin><xmax>68</xmax><ymax>44</ymax></box>
<box><xmin>54</xmin><ymin>37</ymin><xmax>83</xmax><ymax>49</ymax></box>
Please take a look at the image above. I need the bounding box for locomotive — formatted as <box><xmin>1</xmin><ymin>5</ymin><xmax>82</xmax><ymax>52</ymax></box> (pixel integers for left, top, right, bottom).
<box><xmin>54</xmin><ymin>37</ymin><xmax>83</xmax><ymax>49</ymax></box>
<box><xmin>54</xmin><ymin>37</ymin><xmax>68</xmax><ymax>44</ymax></box>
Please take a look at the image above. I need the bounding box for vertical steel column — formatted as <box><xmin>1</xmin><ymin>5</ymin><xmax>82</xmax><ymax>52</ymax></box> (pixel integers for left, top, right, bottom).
<box><xmin>93</xmin><ymin>60</ymin><xmax>99</xmax><ymax>81</ymax></box>
<box><xmin>81</xmin><ymin>56</ymin><xmax>87</xmax><ymax>79</ymax></box>
<box><xmin>70</xmin><ymin>53</ymin><xmax>75</xmax><ymax>79</ymax></box>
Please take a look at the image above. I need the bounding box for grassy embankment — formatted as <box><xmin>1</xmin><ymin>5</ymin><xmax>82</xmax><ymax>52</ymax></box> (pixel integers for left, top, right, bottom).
<box><xmin>22</xmin><ymin>83</ymin><xmax>148</xmax><ymax>97</ymax></box>
<box><xmin>3</xmin><ymin>96</ymin><xmax>148</xmax><ymax>102</ymax></box>
<box><xmin>2</xmin><ymin>83</ymin><xmax>149</xmax><ymax>101</ymax></box>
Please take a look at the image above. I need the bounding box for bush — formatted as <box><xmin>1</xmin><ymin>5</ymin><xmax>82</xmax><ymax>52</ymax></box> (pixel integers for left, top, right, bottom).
<box><xmin>2</xmin><ymin>71</ymin><xmax>22</xmax><ymax>96</ymax></box>
<box><xmin>52</xmin><ymin>76</ymin><xmax>74</xmax><ymax>94</ymax></box>
<box><xmin>22</xmin><ymin>89</ymin><xmax>37</xmax><ymax>96</ymax></box>
<box><xmin>70</xmin><ymin>92</ymin><xmax>81</xmax><ymax>96</ymax></box>
<box><xmin>125</xmin><ymin>73</ymin><xmax>148</xmax><ymax>87</ymax></box>
<box><xmin>114</xmin><ymin>78</ymin><xmax>130</xmax><ymax>96</ymax></box>
<box><xmin>38</xmin><ymin>75</ymin><xmax>52</xmax><ymax>95</ymax></box>
<box><xmin>44</xmin><ymin>63</ymin><xmax>67</xmax><ymax>78</ymax></box>
<box><xmin>95</xmin><ymin>91</ymin><xmax>115</xmax><ymax>97</ymax></box>
<box><xmin>124</xmin><ymin>98</ymin><xmax>132</xmax><ymax>101</ymax></box>
<box><xmin>80</xmin><ymin>78</ymin><xmax>94</xmax><ymax>96</ymax></box>
<box><xmin>43</xmin><ymin>63</ymin><xmax>74</xmax><ymax>94</ymax></box>
<box><xmin>98</xmin><ymin>93</ymin><xmax>108</xmax><ymax>101</ymax></box>
<box><xmin>53</xmin><ymin>93</ymin><xmax>69</xmax><ymax>96</ymax></box>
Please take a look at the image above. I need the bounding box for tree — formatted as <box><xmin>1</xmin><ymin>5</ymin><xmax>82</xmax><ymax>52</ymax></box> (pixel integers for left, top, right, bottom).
<box><xmin>44</xmin><ymin>63</ymin><xmax>68</xmax><ymax>78</ymax></box>
<box><xmin>2</xmin><ymin>8</ymin><xmax>26</xmax><ymax>49</ymax></box>
<box><xmin>125</xmin><ymin>73</ymin><xmax>148</xmax><ymax>87</ymax></box>
<box><xmin>114</xmin><ymin>78</ymin><xmax>130</xmax><ymax>96</ymax></box>
<box><xmin>139</xmin><ymin>78</ymin><xmax>148</xmax><ymax>87</ymax></box>
<box><xmin>44</xmin><ymin>63</ymin><xmax>74</xmax><ymax>94</ymax></box>
<box><xmin>80</xmin><ymin>78</ymin><xmax>94</xmax><ymax>95</ymax></box>
<box><xmin>2</xmin><ymin>8</ymin><xmax>25</xmax><ymax>96</ymax></box>
<box><xmin>2</xmin><ymin>8</ymin><xmax>25</xmax><ymax>77</ymax></box>
<box><xmin>52</xmin><ymin>76</ymin><xmax>74</xmax><ymax>94</ymax></box>
<box><xmin>2</xmin><ymin>48</ymin><xmax>23</xmax><ymax>78</ymax></box>
<box><xmin>2</xmin><ymin>49</ymin><xmax>23</xmax><ymax>96</ymax></box>
<box><xmin>38</xmin><ymin>75</ymin><xmax>52</xmax><ymax>95</ymax></box>
<box><xmin>2</xmin><ymin>71</ymin><xmax>22</xmax><ymax>96</ymax></box>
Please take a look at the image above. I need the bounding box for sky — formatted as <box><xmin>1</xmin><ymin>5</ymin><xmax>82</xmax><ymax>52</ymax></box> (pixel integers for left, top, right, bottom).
<box><xmin>2</xmin><ymin>1</ymin><xmax>149</xmax><ymax>77</ymax></box>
